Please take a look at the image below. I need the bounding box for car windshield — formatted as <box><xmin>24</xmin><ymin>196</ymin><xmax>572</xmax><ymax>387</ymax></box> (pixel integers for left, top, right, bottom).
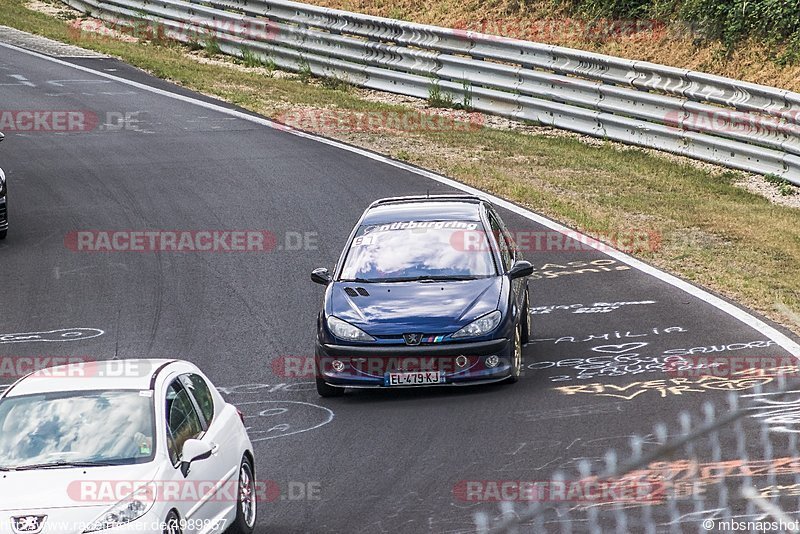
<box><xmin>0</xmin><ymin>390</ymin><xmax>155</xmax><ymax>470</ymax></box>
<box><xmin>339</xmin><ymin>220</ymin><xmax>496</xmax><ymax>282</ymax></box>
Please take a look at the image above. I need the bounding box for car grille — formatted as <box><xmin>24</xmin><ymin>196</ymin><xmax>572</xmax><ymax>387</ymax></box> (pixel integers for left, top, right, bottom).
<box><xmin>348</xmin><ymin>355</ymin><xmax>478</xmax><ymax>374</ymax></box>
<box><xmin>374</xmin><ymin>334</ymin><xmax>450</xmax><ymax>345</ymax></box>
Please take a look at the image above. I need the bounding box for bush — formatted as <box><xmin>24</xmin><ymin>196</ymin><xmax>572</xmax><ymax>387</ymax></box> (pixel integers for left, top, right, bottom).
<box><xmin>548</xmin><ymin>0</ymin><xmax>800</xmax><ymax>55</ymax></box>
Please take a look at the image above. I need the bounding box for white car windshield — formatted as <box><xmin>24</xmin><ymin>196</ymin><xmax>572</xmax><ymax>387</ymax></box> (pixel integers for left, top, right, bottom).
<box><xmin>339</xmin><ymin>220</ymin><xmax>496</xmax><ymax>282</ymax></box>
<box><xmin>0</xmin><ymin>390</ymin><xmax>155</xmax><ymax>469</ymax></box>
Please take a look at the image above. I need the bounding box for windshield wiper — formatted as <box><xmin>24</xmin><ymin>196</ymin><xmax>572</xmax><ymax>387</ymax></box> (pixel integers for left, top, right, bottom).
<box><xmin>367</xmin><ymin>275</ymin><xmax>485</xmax><ymax>283</ymax></box>
<box><xmin>409</xmin><ymin>275</ymin><xmax>485</xmax><ymax>282</ymax></box>
<box><xmin>9</xmin><ymin>460</ymin><xmax>121</xmax><ymax>471</ymax></box>
<box><xmin>341</xmin><ymin>275</ymin><xmax>487</xmax><ymax>283</ymax></box>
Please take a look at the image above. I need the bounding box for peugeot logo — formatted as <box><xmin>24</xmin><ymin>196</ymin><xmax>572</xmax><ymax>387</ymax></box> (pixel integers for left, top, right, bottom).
<box><xmin>11</xmin><ymin>515</ymin><xmax>46</xmax><ymax>534</ymax></box>
<box><xmin>403</xmin><ymin>333</ymin><xmax>422</xmax><ymax>346</ymax></box>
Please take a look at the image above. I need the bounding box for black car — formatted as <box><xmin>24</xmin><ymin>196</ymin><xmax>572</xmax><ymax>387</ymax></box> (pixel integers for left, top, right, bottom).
<box><xmin>310</xmin><ymin>195</ymin><xmax>533</xmax><ymax>397</ymax></box>
<box><xmin>0</xmin><ymin>132</ymin><xmax>6</xmax><ymax>240</ymax></box>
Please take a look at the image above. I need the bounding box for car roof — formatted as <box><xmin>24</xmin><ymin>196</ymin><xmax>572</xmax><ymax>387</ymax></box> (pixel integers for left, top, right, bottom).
<box><xmin>3</xmin><ymin>358</ymin><xmax>179</xmax><ymax>397</ymax></box>
<box><xmin>361</xmin><ymin>195</ymin><xmax>487</xmax><ymax>226</ymax></box>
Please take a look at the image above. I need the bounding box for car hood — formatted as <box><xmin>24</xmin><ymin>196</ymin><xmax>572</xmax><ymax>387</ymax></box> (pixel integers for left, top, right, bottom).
<box><xmin>329</xmin><ymin>277</ymin><xmax>503</xmax><ymax>335</ymax></box>
<box><xmin>0</xmin><ymin>462</ymin><xmax>160</xmax><ymax>511</ymax></box>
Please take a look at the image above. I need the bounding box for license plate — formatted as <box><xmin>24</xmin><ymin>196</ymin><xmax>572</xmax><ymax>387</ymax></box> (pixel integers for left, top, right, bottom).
<box><xmin>385</xmin><ymin>371</ymin><xmax>444</xmax><ymax>386</ymax></box>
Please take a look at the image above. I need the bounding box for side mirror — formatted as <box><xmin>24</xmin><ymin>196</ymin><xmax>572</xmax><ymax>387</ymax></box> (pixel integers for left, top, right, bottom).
<box><xmin>311</xmin><ymin>267</ymin><xmax>332</xmax><ymax>285</ymax></box>
<box><xmin>180</xmin><ymin>438</ymin><xmax>213</xmax><ymax>477</ymax></box>
<box><xmin>507</xmin><ymin>260</ymin><xmax>534</xmax><ymax>280</ymax></box>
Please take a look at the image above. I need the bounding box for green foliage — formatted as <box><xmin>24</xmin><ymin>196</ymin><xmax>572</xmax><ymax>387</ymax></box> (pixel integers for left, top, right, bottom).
<box><xmin>239</xmin><ymin>47</ymin><xmax>267</xmax><ymax>68</ymax></box>
<box><xmin>552</xmin><ymin>0</ymin><xmax>655</xmax><ymax>18</ymax></box>
<box><xmin>204</xmin><ymin>36</ymin><xmax>221</xmax><ymax>56</ymax></box>
<box><xmin>298</xmin><ymin>57</ymin><xmax>313</xmax><ymax>83</ymax></box>
<box><xmin>427</xmin><ymin>79</ymin><xmax>456</xmax><ymax>108</ymax></box>
<box><xmin>187</xmin><ymin>37</ymin><xmax>204</xmax><ymax>51</ymax></box>
<box><xmin>764</xmin><ymin>173</ymin><xmax>798</xmax><ymax>196</ymax></box>
<box><xmin>681</xmin><ymin>0</ymin><xmax>800</xmax><ymax>50</ymax></box>
<box><xmin>321</xmin><ymin>74</ymin><xmax>352</xmax><ymax>91</ymax></box>
<box><xmin>461</xmin><ymin>79</ymin><xmax>473</xmax><ymax>111</ymax></box>
<box><xmin>548</xmin><ymin>0</ymin><xmax>800</xmax><ymax>60</ymax></box>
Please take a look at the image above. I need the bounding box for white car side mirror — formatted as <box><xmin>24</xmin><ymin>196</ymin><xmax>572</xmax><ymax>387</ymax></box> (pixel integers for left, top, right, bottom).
<box><xmin>180</xmin><ymin>438</ymin><xmax>213</xmax><ymax>477</ymax></box>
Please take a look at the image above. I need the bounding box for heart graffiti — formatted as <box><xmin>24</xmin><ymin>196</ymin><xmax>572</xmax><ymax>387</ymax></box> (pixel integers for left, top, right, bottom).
<box><xmin>589</xmin><ymin>342</ymin><xmax>649</xmax><ymax>354</ymax></box>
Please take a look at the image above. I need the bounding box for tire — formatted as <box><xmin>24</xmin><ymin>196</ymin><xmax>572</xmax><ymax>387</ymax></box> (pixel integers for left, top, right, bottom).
<box><xmin>228</xmin><ymin>455</ymin><xmax>257</xmax><ymax>534</ymax></box>
<box><xmin>0</xmin><ymin>230</ymin><xmax>6</xmax><ymax>240</ymax></box>
<box><xmin>163</xmin><ymin>511</ymin><xmax>181</xmax><ymax>534</ymax></box>
<box><xmin>505</xmin><ymin>323</ymin><xmax>523</xmax><ymax>384</ymax></box>
<box><xmin>316</xmin><ymin>375</ymin><xmax>345</xmax><ymax>397</ymax></box>
<box><xmin>521</xmin><ymin>291</ymin><xmax>531</xmax><ymax>345</ymax></box>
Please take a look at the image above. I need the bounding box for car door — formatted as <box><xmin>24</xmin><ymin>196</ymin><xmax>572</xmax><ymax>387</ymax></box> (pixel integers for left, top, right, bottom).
<box><xmin>164</xmin><ymin>377</ymin><xmax>225</xmax><ymax>533</ymax></box>
<box><xmin>180</xmin><ymin>373</ymin><xmax>243</xmax><ymax>526</ymax></box>
<box><xmin>487</xmin><ymin>209</ymin><xmax>526</xmax><ymax>321</ymax></box>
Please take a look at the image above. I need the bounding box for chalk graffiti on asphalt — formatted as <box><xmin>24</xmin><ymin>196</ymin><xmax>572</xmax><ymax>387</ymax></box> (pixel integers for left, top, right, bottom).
<box><xmin>532</xmin><ymin>326</ymin><xmax>687</xmax><ymax>344</ymax></box>
<box><xmin>742</xmin><ymin>388</ymin><xmax>800</xmax><ymax>434</ymax></box>
<box><xmin>216</xmin><ymin>382</ymin><xmax>316</xmax><ymax>395</ymax></box>
<box><xmin>615</xmin><ymin>456</ymin><xmax>800</xmax><ymax>501</ymax></box>
<box><xmin>528</xmin><ymin>259</ymin><xmax>631</xmax><ymax>280</ymax></box>
<box><xmin>234</xmin><ymin>400</ymin><xmax>334</xmax><ymax>443</ymax></box>
<box><xmin>554</xmin><ymin>375</ymin><xmax>773</xmax><ymax>400</ymax></box>
<box><xmin>662</xmin><ymin>340</ymin><xmax>777</xmax><ymax>357</ymax></box>
<box><xmin>515</xmin><ymin>402</ymin><xmax>627</xmax><ymax>422</ymax></box>
<box><xmin>530</xmin><ymin>354</ymin><xmax>722</xmax><ymax>382</ymax></box>
<box><xmin>530</xmin><ymin>301</ymin><xmax>657</xmax><ymax>315</ymax></box>
<box><xmin>0</xmin><ymin>328</ymin><xmax>105</xmax><ymax>344</ymax></box>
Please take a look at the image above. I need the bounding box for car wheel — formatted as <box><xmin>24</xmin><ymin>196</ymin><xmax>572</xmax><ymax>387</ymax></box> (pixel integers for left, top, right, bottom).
<box><xmin>228</xmin><ymin>455</ymin><xmax>257</xmax><ymax>534</ymax></box>
<box><xmin>316</xmin><ymin>376</ymin><xmax>345</xmax><ymax>397</ymax></box>
<box><xmin>0</xmin><ymin>230</ymin><xmax>6</xmax><ymax>240</ymax></box>
<box><xmin>163</xmin><ymin>511</ymin><xmax>181</xmax><ymax>534</ymax></box>
<box><xmin>521</xmin><ymin>291</ymin><xmax>531</xmax><ymax>345</ymax></box>
<box><xmin>505</xmin><ymin>323</ymin><xmax>523</xmax><ymax>384</ymax></box>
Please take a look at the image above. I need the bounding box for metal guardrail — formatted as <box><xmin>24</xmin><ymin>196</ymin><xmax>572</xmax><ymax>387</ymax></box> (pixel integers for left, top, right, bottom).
<box><xmin>62</xmin><ymin>0</ymin><xmax>800</xmax><ymax>184</ymax></box>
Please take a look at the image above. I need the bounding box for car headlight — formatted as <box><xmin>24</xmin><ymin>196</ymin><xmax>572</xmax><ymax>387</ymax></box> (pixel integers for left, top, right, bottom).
<box><xmin>327</xmin><ymin>316</ymin><xmax>375</xmax><ymax>342</ymax></box>
<box><xmin>452</xmin><ymin>310</ymin><xmax>502</xmax><ymax>339</ymax></box>
<box><xmin>83</xmin><ymin>483</ymin><xmax>156</xmax><ymax>532</ymax></box>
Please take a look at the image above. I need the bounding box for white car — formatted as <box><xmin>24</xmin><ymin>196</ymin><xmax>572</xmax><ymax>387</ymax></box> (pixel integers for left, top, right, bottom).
<box><xmin>0</xmin><ymin>359</ymin><xmax>257</xmax><ymax>534</ymax></box>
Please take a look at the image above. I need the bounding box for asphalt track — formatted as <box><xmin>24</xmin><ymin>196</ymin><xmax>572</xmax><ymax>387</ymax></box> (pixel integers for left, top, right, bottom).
<box><xmin>1</xmin><ymin>40</ymin><xmax>800</xmax><ymax>533</ymax></box>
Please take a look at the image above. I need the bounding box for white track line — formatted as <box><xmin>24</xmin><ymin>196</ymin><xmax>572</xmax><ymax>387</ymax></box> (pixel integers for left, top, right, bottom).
<box><xmin>2</xmin><ymin>40</ymin><xmax>798</xmax><ymax>356</ymax></box>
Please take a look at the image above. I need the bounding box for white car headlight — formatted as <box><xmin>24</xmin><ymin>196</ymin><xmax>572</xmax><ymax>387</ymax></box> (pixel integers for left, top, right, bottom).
<box><xmin>452</xmin><ymin>310</ymin><xmax>502</xmax><ymax>339</ymax></box>
<box><xmin>327</xmin><ymin>316</ymin><xmax>375</xmax><ymax>342</ymax></box>
<box><xmin>84</xmin><ymin>483</ymin><xmax>156</xmax><ymax>532</ymax></box>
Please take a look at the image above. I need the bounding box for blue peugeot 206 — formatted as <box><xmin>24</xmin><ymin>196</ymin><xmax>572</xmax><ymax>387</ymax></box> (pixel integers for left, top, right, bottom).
<box><xmin>310</xmin><ymin>195</ymin><xmax>534</xmax><ymax>397</ymax></box>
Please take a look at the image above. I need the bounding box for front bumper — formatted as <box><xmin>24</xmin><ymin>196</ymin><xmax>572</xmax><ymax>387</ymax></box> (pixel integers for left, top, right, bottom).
<box><xmin>0</xmin><ymin>505</ymin><xmax>164</xmax><ymax>534</ymax></box>
<box><xmin>316</xmin><ymin>338</ymin><xmax>513</xmax><ymax>387</ymax></box>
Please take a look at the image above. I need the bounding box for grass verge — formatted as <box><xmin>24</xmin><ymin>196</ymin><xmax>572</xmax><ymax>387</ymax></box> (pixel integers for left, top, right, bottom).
<box><xmin>3</xmin><ymin>0</ymin><xmax>800</xmax><ymax>334</ymax></box>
